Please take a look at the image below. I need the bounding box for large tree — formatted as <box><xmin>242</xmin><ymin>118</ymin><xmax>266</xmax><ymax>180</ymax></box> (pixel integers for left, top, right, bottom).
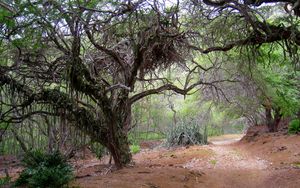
<box><xmin>0</xmin><ymin>0</ymin><xmax>215</xmax><ymax>168</ymax></box>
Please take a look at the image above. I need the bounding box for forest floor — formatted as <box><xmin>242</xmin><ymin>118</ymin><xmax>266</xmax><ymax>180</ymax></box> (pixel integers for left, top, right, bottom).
<box><xmin>73</xmin><ymin>132</ymin><xmax>300</xmax><ymax>188</ymax></box>
<box><xmin>1</xmin><ymin>130</ymin><xmax>300</xmax><ymax>188</ymax></box>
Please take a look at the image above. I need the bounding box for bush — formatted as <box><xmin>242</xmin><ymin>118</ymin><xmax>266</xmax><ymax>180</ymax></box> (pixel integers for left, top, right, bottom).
<box><xmin>90</xmin><ymin>142</ymin><xmax>106</xmax><ymax>159</ymax></box>
<box><xmin>288</xmin><ymin>119</ymin><xmax>300</xmax><ymax>134</ymax></box>
<box><xmin>165</xmin><ymin>120</ymin><xmax>207</xmax><ymax>147</ymax></box>
<box><xmin>0</xmin><ymin>176</ymin><xmax>11</xmax><ymax>187</ymax></box>
<box><xmin>15</xmin><ymin>150</ymin><xmax>73</xmax><ymax>188</ymax></box>
<box><xmin>130</xmin><ymin>144</ymin><xmax>141</xmax><ymax>154</ymax></box>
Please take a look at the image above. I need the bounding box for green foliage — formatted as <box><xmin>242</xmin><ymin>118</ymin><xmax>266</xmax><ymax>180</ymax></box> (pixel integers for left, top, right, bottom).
<box><xmin>130</xmin><ymin>144</ymin><xmax>141</xmax><ymax>154</ymax></box>
<box><xmin>207</xmin><ymin>125</ymin><xmax>223</xmax><ymax>137</ymax></box>
<box><xmin>263</xmin><ymin>68</ymin><xmax>300</xmax><ymax>117</ymax></box>
<box><xmin>255</xmin><ymin>44</ymin><xmax>300</xmax><ymax>117</ymax></box>
<box><xmin>139</xmin><ymin>132</ymin><xmax>164</xmax><ymax>140</ymax></box>
<box><xmin>90</xmin><ymin>142</ymin><xmax>106</xmax><ymax>159</ymax></box>
<box><xmin>292</xmin><ymin>162</ymin><xmax>300</xmax><ymax>168</ymax></box>
<box><xmin>0</xmin><ymin>8</ymin><xmax>15</xmax><ymax>28</ymax></box>
<box><xmin>0</xmin><ymin>176</ymin><xmax>11</xmax><ymax>187</ymax></box>
<box><xmin>165</xmin><ymin>120</ymin><xmax>207</xmax><ymax>147</ymax></box>
<box><xmin>15</xmin><ymin>150</ymin><xmax>73</xmax><ymax>188</ymax></box>
<box><xmin>129</xmin><ymin>132</ymin><xmax>165</xmax><ymax>145</ymax></box>
<box><xmin>288</xmin><ymin>119</ymin><xmax>300</xmax><ymax>134</ymax></box>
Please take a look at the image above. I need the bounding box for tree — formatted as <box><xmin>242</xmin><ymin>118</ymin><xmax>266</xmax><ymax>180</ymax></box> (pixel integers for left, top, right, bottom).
<box><xmin>188</xmin><ymin>0</ymin><xmax>300</xmax><ymax>131</ymax></box>
<box><xmin>0</xmin><ymin>0</ymin><xmax>218</xmax><ymax>168</ymax></box>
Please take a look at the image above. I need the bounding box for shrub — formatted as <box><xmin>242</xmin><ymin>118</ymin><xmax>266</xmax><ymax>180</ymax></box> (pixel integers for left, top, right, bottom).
<box><xmin>288</xmin><ymin>119</ymin><xmax>300</xmax><ymax>134</ymax></box>
<box><xmin>130</xmin><ymin>144</ymin><xmax>141</xmax><ymax>154</ymax></box>
<box><xmin>165</xmin><ymin>120</ymin><xmax>207</xmax><ymax>147</ymax></box>
<box><xmin>90</xmin><ymin>142</ymin><xmax>106</xmax><ymax>159</ymax></box>
<box><xmin>15</xmin><ymin>150</ymin><xmax>74</xmax><ymax>188</ymax></box>
<box><xmin>0</xmin><ymin>176</ymin><xmax>11</xmax><ymax>187</ymax></box>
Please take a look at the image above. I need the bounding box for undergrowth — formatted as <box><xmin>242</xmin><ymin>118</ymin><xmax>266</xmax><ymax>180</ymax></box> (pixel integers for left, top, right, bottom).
<box><xmin>288</xmin><ymin>119</ymin><xmax>300</xmax><ymax>134</ymax></box>
<box><xmin>128</xmin><ymin>132</ymin><xmax>165</xmax><ymax>145</ymax></box>
<box><xmin>0</xmin><ymin>176</ymin><xmax>11</xmax><ymax>187</ymax></box>
<box><xmin>165</xmin><ymin>120</ymin><xmax>207</xmax><ymax>147</ymax></box>
<box><xmin>130</xmin><ymin>144</ymin><xmax>141</xmax><ymax>154</ymax></box>
<box><xmin>15</xmin><ymin>150</ymin><xmax>73</xmax><ymax>188</ymax></box>
<box><xmin>90</xmin><ymin>142</ymin><xmax>106</xmax><ymax>159</ymax></box>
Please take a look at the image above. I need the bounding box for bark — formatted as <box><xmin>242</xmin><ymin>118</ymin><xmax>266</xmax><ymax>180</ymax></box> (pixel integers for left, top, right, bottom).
<box><xmin>0</xmin><ymin>129</ymin><xmax>4</xmax><ymax>143</ymax></box>
<box><xmin>106</xmin><ymin>129</ymin><xmax>131</xmax><ymax>168</ymax></box>
<box><xmin>265</xmin><ymin>106</ymin><xmax>282</xmax><ymax>132</ymax></box>
<box><xmin>102</xmin><ymin>109</ymin><xmax>132</xmax><ymax>168</ymax></box>
<box><xmin>45</xmin><ymin>117</ymin><xmax>54</xmax><ymax>153</ymax></box>
<box><xmin>273</xmin><ymin>108</ymin><xmax>283</xmax><ymax>132</ymax></box>
<box><xmin>265</xmin><ymin>106</ymin><xmax>274</xmax><ymax>132</ymax></box>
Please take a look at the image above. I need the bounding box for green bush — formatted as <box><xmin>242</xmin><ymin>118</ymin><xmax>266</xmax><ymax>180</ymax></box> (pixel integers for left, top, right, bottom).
<box><xmin>165</xmin><ymin>120</ymin><xmax>207</xmax><ymax>147</ymax></box>
<box><xmin>0</xmin><ymin>176</ymin><xmax>11</xmax><ymax>187</ymax></box>
<box><xmin>288</xmin><ymin>119</ymin><xmax>300</xmax><ymax>134</ymax></box>
<box><xmin>90</xmin><ymin>142</ymin><xmax>106</xmax><ymax>159</ymax></box>
<box><xmin>15</xmin><ymin>150</ymin><xmax>74</xmax><ymax>188</ymax></box>
<box><xmin>130</xmin><ymin>144</ymin><xmax>141</xmax><ymax>154</ymax></box>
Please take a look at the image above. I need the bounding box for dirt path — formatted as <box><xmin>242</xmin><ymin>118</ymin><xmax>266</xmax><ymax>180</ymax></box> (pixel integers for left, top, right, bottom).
<box><xmin>72</xmin><ymin>134</ymin><xmax>300</xmax><ymax>188</ymax></box>
<box><xmin>1</xmin><ymin>134</ymin><xmax>299</xmax><ymax>187</ymax></box>
<box><xmin>183</xmin><ymin>139</ymin><xmax>269</xmax><ymax>171</ymax></box>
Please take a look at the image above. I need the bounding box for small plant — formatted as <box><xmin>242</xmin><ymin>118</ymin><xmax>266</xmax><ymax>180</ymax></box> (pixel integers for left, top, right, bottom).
<box><xmin>15</xmin><ymin>150</ymin><xmax>74</xmax><ymax>188</ymax></box>
<box><xmin>130</xmin><ymin>144</ymin><xmax>141</xmax><ymax>154</ymax></box>
<box><xmin>288</xmin><ymin>119</ymin><xmax>300</xmax><ymax>134</ymax></box>
<box><xmin>210</xmin><ymin>159</ymin><xmax>217</xmax><ymax>165</ymax></box>
<box><xmin>292</xmin><ymin>162</ymin><xmax>300</xmax><ymax>168</ymax></box>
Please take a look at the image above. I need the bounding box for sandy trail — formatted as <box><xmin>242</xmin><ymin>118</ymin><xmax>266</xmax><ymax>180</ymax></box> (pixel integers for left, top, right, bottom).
<box><xmin>182</xmin><ymin>139</ymin><xmax>269</xmax><ymax>172</ymax></box>
<box><xmin>1</xmin><ymin>134</ymin><xmax>299</xmax><ymax>187</ymax></box>
<box><xmin>74</xmin><ymin>134</ymin><xmax>300</xmax><ymax>188</ymax></box>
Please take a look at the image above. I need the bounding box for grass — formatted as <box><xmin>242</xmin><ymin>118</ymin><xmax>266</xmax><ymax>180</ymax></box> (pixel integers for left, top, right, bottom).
<box><xmin>292</xmin><ymin>162</ymin><xmax>300</xmax><ymax>168</ymax></box>
<box><xmin>137</xmin><ymin>132</ymin><xmax>165</xmax><ymax>140</ymax></box>
<box><xmin>129</xmin><ymin>132</ymin><xmax>165</xmax><ymax>144</ymax></box>
<box><xmin>130</xmin><ymin>144</ymin><xmax>141</xmax><ymax>154</ymax></box>
<box><xmin>210</xmin><ymin>159</ymin><xmax>217</xmax><ymax>165</ymax></box>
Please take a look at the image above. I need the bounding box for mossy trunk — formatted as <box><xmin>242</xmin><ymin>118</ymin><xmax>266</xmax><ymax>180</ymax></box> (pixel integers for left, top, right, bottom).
<box><xmin>265</xmin><ymin>107</ymin><xmax>274</xmax><ymax>132</ymax></box>
<box><xmin>102</xmin><ymin>104</ymin><xmax>132</xmax><ymax>168</ymax></box>
<box><xmin>265</xmin><ymin>106</ymin><xmax>282</xmax><ymax>132</ymax></box>
<box><xmin>106</xmin><ymin>128</ymin><xmax>132</xmax><ymax>168</ymax></box>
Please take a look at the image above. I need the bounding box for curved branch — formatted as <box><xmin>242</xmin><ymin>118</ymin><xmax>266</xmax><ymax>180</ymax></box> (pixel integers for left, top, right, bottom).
<box><xmin>129</xmin><ymin>81</ymin><xmax>204</xmax><ymax>104</ymax></box>
<box><xmin>0</xmin><ymin>73</ymin><xmax>109</xmax><ymax>145</ymax></box>
<box><xmin>0</xmin><ymin>2</ymin><xmax>16</xmax><ymax>13</ymax></box>
<box><xmin>189</xmin><ymin>22</ymin><xmax>300</xmax><ymax>54</ymax></box>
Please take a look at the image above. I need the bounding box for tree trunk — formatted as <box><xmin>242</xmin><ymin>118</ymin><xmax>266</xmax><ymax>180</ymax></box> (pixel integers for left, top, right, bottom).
<box><xmin>45</xmin><ymin>117</ymin><xmax>55</xmax><ymax>153</ymax></box>
<box><xmin>273</xmin><ymin>108</ymin><xmax>282</xmax><ymax>132</ymax></box>
<box><xmin>106</xmin><ymin>129</ymin><xmax>131</xmax><ymax>168</ymax></box>
<box><xmin>265</xmin><ymin>106</ymin><xmax>282</xmax><ymax>132</ymax></box>
<box><xmin>11</xmin><ymin>128</ymin><xmax>28</xmax><ymax>153</ymax></box>
<box><xmin>102</xmin><ymin>104</ymin><xmax>132</xmax><ymax>169</ymax></box>
<box><xmin>265</xmin><ymin>106</ymin><xmax>275</xmax><ymax>132</ymax></box>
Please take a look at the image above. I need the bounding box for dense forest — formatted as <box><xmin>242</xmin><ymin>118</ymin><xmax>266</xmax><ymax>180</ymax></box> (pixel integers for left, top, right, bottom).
<box><xmin>0</xmin><ymin>0</ymin><xmax>299</xmax><ymax>187</ymax></box>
